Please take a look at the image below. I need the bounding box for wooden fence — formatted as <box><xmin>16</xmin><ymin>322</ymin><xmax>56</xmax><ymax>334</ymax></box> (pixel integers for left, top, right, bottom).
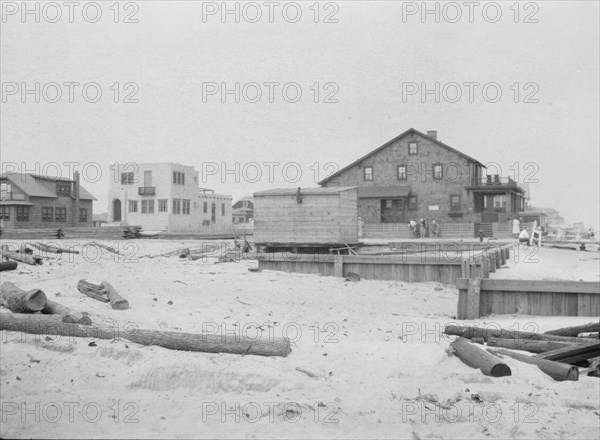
<box><xmin>457</xmin><ymin>278</ymin><xmax>600</xmax><ymax>319</ymax></box>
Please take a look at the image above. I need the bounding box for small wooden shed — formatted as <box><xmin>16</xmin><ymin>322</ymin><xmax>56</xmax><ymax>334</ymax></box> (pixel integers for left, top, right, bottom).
<box><xmin>253</xmin><ymin>187</ymin><xmax>358</xmax><ymax>245</ymax></box>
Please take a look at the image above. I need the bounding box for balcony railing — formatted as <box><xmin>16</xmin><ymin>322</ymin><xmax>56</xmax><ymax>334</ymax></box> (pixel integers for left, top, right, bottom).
<box><xmin>470</xmin><ymin>175</ymin><xmax>520</xmax><ymax>188</ymax></box>
<box><xmin>0</xmin><ymin>192</ymin><xmax>26</xmax><ymax>201</ymax></box>
<box><xmin>138</xmin><ymin>187</ymin><xmax>156</xmax><ymax>195</ymax></box>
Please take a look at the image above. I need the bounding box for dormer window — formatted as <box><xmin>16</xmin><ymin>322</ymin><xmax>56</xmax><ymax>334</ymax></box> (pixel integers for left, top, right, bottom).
<box><xmin>364</xmin><ymin>166</ymin><xmax>373</xmax><ymax>181</ymax></box>
<box><xmin>409</xmin><ymin>142</ymin><xmax>418</xmax><ymax>155</ymax></box>
<box><xmin>56</xmin><ymin>183</ymin><xmax>71</xmax><ymax>196</ymax></box>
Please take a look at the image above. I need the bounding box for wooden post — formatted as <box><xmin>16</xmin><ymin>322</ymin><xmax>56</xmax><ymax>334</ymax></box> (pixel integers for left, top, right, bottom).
<box><xmin>101</xmin><ymin>281</ymin><xmax>129</xmax><ymax>310</ymax></box>
<box><xmin>466</xmin><ymin>278</ymin><xmax>482</xmax><ymax>319</ymax></box>
<box><xmin>495</xmin><ymin>249</ymin><xmax>501</xmax><ymax>269</ymax></box>
<box><xmin>450</xmin><ymin>337</ymin><xmax>511</xmax><ymax>377</ymax></box>
<box><xmin>500</xmin><ymin>247</ymin><xmax>506</xmax><ymax>265</ymax></box>
<box><xmin>333</xmin><ymin>255</ymin><xmax>344</xmax><ymax>277</ymax></box>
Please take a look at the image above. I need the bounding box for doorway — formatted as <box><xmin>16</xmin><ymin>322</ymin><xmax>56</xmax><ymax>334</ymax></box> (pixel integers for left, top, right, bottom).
<box><xmin>113</xmin><ymin>199</ymin><xmax>122</xmax><ymax>222</ymax></box>
<box><xmin>380</xmin><ymin>198</ymin><xmax>405</xmax><ymax>223</ymax></box>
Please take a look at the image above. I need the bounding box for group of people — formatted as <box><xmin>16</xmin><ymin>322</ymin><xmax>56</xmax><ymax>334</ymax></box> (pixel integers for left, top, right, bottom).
<box><xmin>408</xmin><ymin>218</ymin><xmax>439</xmax><ymax>239</ymax></box>
<box><xmin>510</xmin><ymin>216</ymin><xmax>532</xmax><ymax>244</ymax></box>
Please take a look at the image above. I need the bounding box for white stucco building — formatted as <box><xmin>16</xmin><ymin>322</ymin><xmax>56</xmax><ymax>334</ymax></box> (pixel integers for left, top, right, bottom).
<box><xmin>108</xmin><ymin>163</ymin><xmax>232</xmax><ymax>233</ymax></box>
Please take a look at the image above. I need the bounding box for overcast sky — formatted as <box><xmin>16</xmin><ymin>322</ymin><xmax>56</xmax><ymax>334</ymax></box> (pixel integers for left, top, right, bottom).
<box><xmin>1</xmin><ymin>1</ymin><xmax>598</xmax><ymax>227</ymax></box>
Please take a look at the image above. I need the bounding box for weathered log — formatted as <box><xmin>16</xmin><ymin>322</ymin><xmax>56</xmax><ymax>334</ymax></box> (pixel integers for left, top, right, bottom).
<box><xmin>0</xmin><ymin>281</ymin><xmax>47</xmax><ymax>313</ymax></box>
<box><xmin>544</xmin><ymin>322</ymin><xmax>600</xmax><ymax>337</ymax></box>
<box><xmin>77</xmin><ymin>280</ymin><xmax>109</xmax><ymax>303</ymax></box>
<box><xmin>487</xmin><ymin>338</ymin><xmax>573</xmax><ymax>354</ymax></box>
<box><xmin>489</xmin><ymin>348</ymin><xmax>579</xmax><ymax>381</ymax></box>
<box><xmin>1</xmin><ymin>312</ymin><xmax>64</xmax><ymax>325</ymax></box>
<box><xmin>42</xmin><ymin>300</ymin><xmax>92</xmax><ymax>325</ymax></box>
<box><xmin>28</xmin><ymin>242</ymin><xmax>61</xmax><ymax>254</ymax></box>
<box><xmin>444</xmin><ymin>325</ymin><xmax>592</xmax><ymax>344</ymax></box>
<box><xmin>88</xmin><ymin>241</ymin><xmax>120</xmax><ymax>254</ymax></box>
<box><xmin>0</xmin><ymin>261</ymin><xmax>18</xmax><ymax>272</ymax></box>
<box><xmin>100</xmin><ymin>281</ymin><xmax>129</xmax><ymax>310</ymax></box>
<box><xmin>35</xmin><ymin>242</ymin><xmax>79</xmax><ymax>254</ymax></box>
<box><xmin>450</xmin><ymin>337</ymin><xmax>511</xmax><ymax>377</ymax></box>
<box><xmin>1</xmin><ymin>251</ymin><xmax>42</xmax><ymax>266</ymax></box>
<box><xmin>0</xmin><ymin>313</ymin><xmax>291</xmax><ymax>357</ymax></box>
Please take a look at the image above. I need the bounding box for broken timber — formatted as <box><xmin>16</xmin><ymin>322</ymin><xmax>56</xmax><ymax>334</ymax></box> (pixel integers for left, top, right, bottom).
<box><xmin>0</xmin><ymin>281</ymin><xmax>47</xmax><ymax>313</ymax></box>
<box><xmin>544</xmin><ymin>322</ymin><xmax>600</xmax><ymax>337</ymax></box>
<box><xmin>486</xmin><ymin>338</ymin><xmax>574</xmax><ymax>354</ymax></box>
<box><xmin>444</xmin><ymin>325</ymin><xmax>595</xmax><ymax>344</ymax></box>
<box><xmin>101</xmin><ymin>281</ymin><xmax>129</xmax><ymax>310</ymax></box>
<box><xmin>0</xmin><ymin>313</ymin><xmax>291</xmax><ymax>357</ymax></box>
<box><xmin>77</xmin><ymin>280</ymin><xmax>110</xmax><ymax>303</ymax></box>
<box><xmin>450</xmin><ymin>337</ymin><xmax>511</xmax><ymax>377</ymax></box>
<box><xmin>489</xmin><ymin>348</ymin><xmax>579</xmax><ymax>381</ymax></box>
<box><xmin>534</xmin><ymin>341</ymin><xmax>600</xmax><ymax>365</ymax></box>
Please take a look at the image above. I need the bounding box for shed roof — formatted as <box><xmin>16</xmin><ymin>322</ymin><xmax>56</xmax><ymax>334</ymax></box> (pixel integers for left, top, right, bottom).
<box><xmin>254</xmin><ymin>186</ymin><xmax>357</xmax><ymax>196</ymax></box>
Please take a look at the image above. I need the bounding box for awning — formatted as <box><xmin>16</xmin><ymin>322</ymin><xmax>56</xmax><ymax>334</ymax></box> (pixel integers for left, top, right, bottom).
<box><xmin>358</xmin><ymin>186</ymin><xmax>411</xmax><ymax>198</ymax></box>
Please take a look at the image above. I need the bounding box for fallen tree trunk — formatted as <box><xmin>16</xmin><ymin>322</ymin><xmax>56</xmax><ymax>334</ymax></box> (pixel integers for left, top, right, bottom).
<box><xmin>42</xmin><ymin>300</ymin><xmax>92</xmax><ymax>325</ymax></box>
<box><xmin>1</xmin><ymin>312</ymin><xmax>64</xmax><ymax>325</ymax></box>
<box><xmin>450</xmin><ymin>337</ymin><xmax>511</xmax><ymax>377</ymax></box>
<box><xmin>0</xmin><ymin>261</ymin><xmax>18</xmax><ymax>272</ymax></box>
<box><xmin>487</xmin><ymin>338</ymin><xmax>574</xmax><ymax>354</ymax></box>
<box><xmin>0</xmin><ymin>313</ymin><xmax>291</xmax><ymax>357</ymax></box>
<box><xmin>77</xmin><ymin>280</ymin><xmax>109</xmax><ymax>303</ymax></box>
<box><xmin>35</xmin><ymin>242</ymin><xmax>79</xmax><ymax>254</ymax></box>
<box><xmin>489</xmin><ymin>348</ymin><xmax>579</xmax><ymax>381</ymax></box>
<box><xmin>444</xmin><ymin>325</ymin><xmax>592</xmax><ymax>344</ymax></box>
<box><xmin>28</xmin><ymin>242</ymin><xmax>61</xmax><ymax>254</ymax></box>
<box><xmin>101</xmin><ymin>281</ymin><xmax>129</xmax><ymax>310</ymax></box>
<box><xmin>0</xmin><ymin>281</ymin><xmax>47</xmax><ymax>313</ymax></box>
<box><xmin>544</xmin><ymin>322</ymin><xmax>600</xmax><ymax>337</ymax></box>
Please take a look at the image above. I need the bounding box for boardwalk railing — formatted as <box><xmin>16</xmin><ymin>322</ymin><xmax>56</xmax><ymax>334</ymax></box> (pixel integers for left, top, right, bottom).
<box><xmin>457</xmin><ymin>278</ymin><xmax>600</xmax><ymax>319</ymax></box>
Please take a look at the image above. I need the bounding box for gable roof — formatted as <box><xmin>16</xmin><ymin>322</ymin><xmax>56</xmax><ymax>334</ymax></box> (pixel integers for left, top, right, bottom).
<box><xmin>254</xmin><ymin>186</ymin><xmax>357</xmax><ymax>197</ymax></box>
<box><xmin>0</xmin><ymin>173</ymin><xmax>96</xmax><ymax>200</ymax></box>
<box><xmin>318</xmin><ymin>128</ymin><xmax>486</xmax><ymax>185</ymax></box>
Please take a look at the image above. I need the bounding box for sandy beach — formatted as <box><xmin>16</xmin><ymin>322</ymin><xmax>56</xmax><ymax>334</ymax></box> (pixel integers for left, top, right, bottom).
<box><xmin>1</xmin><ymin>239</ymin><xmax>598</xmax><ymax>439</ymax></box>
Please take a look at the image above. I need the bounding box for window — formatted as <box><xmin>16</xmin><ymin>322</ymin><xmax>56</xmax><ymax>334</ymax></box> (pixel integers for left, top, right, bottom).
<box><xmin>385</xmin><ymin>200</ymin><xmax>393</xmax><ymax>208</ymax></box>
<box><xmin>0</xmin><ymin>206</ymin><xmax>9</xmax><ymax>220</ymax></box>
<box><xmin>221</xmin><ymin>203</ymin><xmax>225</xmax><ymax>216</ymax></box>
<box><xmin>56</xmin><ymin>183</ymin><xmax>71</xmax><ymax>196</ymax></box>
<box><xmin>42</xmin><ymin>207</ymin><xmax>53</xmax><ymax>222</ymax></box>
<box><xmin>129</xmin><ymin>201</ymin><xmax>138</xmax><ymax>213</ymax></box>
<box><xmin>203</xmin><ymin>202</ymin><xmax>208</xmax><ymax>213</ymax></box>
<box><xmin>450</xmin><ymin>195</ymin><xmax>461</xmax><ymax>210</ymax></box>
<box><xmin>0</xmin><ymin>183</ymin><xmax>11</xmax><ymax>199</ymax></box>
<box><xmin>397</xmin><ymin>165</ymin><xmax>407</xmax><ymax>182</ymax></box>
<box><xmin>158</xmin><ymin>199</ymin><xmax>168</xmax><ymax>212</ymax></box>
<box><xmin>211</xmin><ymin>202</ymin><xmax>216</xmax><ymax>222</ymax></box>
<box><xmin>493</xmin><ymin>195</ymin><xmax>507</xmax><ymax>208</ymax></box>
<box><xmin>408</xmin><ymin>196</ymin><xmax>417</xmax><ymax>210</ymax></box>
<box><xmin>121</xmin><ymin>172</ymin><xmax>135</xmax><ymax>184</ymax></box>
<box><xmin>409</xmin><ymin>142</ymin><xmax>418</xmax><ymax>155</ymax></box>
<box><xmin>16</xmin><ymin>206</ymin><xmax>29</xmax><ymax>221</ymax></box>
<box><xmin>142</xmin><ymin>200</ymin><xmax>155</xmax><ymax>214</ymax></box>
<box><xmin>433</xmin><ymin>163</ymin><xmax>443</xmax><ymax>181</ymax></box>
<box><xmin>55</xmin><ymin>207</ymin><xmax>66</xmax><ymax>222</ymax></box>
<box><xmin>173</xmin><ymin>171</ymin><xmax>185</xmax><ymax>185</ymax></box>
<box><xmin>182</xmin><ymin>200</ymin><xmax>190</xmax><ymax>215</ymax></box>
<box><xmin>79</xmin><ymin>208</ymin><xmax>88</xmax><ymax>223</ymax></box>
<box><xmin>172</xmin><ymin>199</ymin><xmax>181</xmax><ymax>214</ymax></box>
<box><xmin>364</xmin><ymin>166</ymin><xmax>373</xmax><ymax>181</ymax></box>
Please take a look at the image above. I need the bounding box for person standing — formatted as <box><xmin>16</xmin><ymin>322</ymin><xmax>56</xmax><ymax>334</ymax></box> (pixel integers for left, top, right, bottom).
<box><xmin>431</xmin><ymin>219</ymin><xmax>440</xmax><ymax>238</ymax></box>
<box><xmin>420</xmin><ymin>218</ymin><xmax>426</xmax><ymax>239</ymax></box>
<box><xmin>357</xmin><ymin>216</ymin><xmax>364</xmax><ymax>238</ymax></box>
<box><xmin>512</xmin><ymin>217</ymin><xmax>520</xmax><ymax>239</ymax></box>
<box><xmin>409</xmin><ymin>219</ymin><xmax>417</xmax><ymax>238</ymax></box>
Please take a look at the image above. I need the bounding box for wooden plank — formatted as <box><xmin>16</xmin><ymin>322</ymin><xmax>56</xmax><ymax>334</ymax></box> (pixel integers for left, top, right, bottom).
<box><xmin>534</xmin><ymin>341</ymin><xmax>600</xmax><ymax>364</ymax></box>
<box><xmin>465</xmin><ymin>278</ymin><xmax>482</xmax><ymax>319</ymax></box>
<box><xmin>455</xmin><ymin>278</ymin><xmax>600</xmax><ymax>295</ymax></box>
<box><xmin>333</xmin><ymin>255</ymin><xmax>343</xmax><ymax>277</ymax></box>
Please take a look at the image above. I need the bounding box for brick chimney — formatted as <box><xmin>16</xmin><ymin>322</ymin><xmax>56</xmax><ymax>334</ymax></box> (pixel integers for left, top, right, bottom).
<box><xmin>427</xmin><ymin>130</ymin><xmax>437</xmax><ymax>140</ymax></box>
<box><xmin>73</xmin><ymin>171</ymin><xmax>80</xmax><ymax>225</ymax></box>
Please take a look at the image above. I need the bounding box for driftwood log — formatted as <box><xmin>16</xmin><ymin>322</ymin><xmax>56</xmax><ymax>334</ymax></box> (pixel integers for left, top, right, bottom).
<box><xmin>77</xmin><ymin>280</ymin><xmax>109</xmax><ymax>303</ymax></box>
<box><xmin>444</xmin><ymin>325</ymin><xmax>592</xmax><ymax>344</ymax></box>
<box><xmin>1</xmin><ymin>251</ymin><xmax>42</xmax><ymax>266</ymax></box>
<box><xmin>101</xmin><ymin>281</ymin><xmax>129</xmax><ymax>310</ymax></box>
<box><xmin>487</xmin><ymin>338</ymin><xmax>575</xmax><ymax>354</ymax></box>
<box><xmin>0</xmin><ymin>313</ymin><xmax>291</xmax><ymax>357</ymax></box>
<box><xmin>489</xmin><ymin>348</ymin><xmax>579</xmax><ymax>381</ymax></box>
<box><xmin>0</xmin><ymin>261</ymin><xmax>18</xmax><ymax>272</ymax></box>
<box><xmin>28</xmin><ymin>242</ymin><xmax>61</xmax><ymax>254</ymax></box>
<box><xmin>88</xmin><ymin>241</ymin><xmax>120</xmax><ymax>254</ymax></box>
<box><xmin>0</xmin><ymin>281</ymin><xmax>47</xmax><ymax>313</ymax></box>
<box><xmin>534</xmin><ymin>341</ymin><xmax>600</xmax><ymax>365</ymax></box>
<box><xmin>42</xmin><ymin>300</ymin><xmax>92</xmax><ymax>325</ymax></box>
<box><xmin>450</xmin><ymin>337</ymin><xmax>511</xmax><ymax>377</ymax></box>
<box><xmin>544</xmin><ymin>322</ymin><xmax>600</xmax><ymax>337</ymax></box>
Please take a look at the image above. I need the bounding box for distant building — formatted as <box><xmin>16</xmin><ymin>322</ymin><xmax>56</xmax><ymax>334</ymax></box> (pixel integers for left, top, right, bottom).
<box><xmin>0</xmin><ymin>172</ymin><xmax>94</xmax><ymax>229</ymax></box>
<box><xmin>107</xmin><ymin>163</ymin><xmax>232</xmax><ymax>232</ymax></box>
<box><xmin>232</xmin><ymin>196</ymin><xmax>254</xmax><ymax>224</ymax></box>
<box><xmin>92</xmin><ymin>212</ymin><xmax>108</xmax><ymax>227</ymax></box>
<box><xmin>319</xmin><ymin>128</ymin><xmax>527</xmax><ymax>224</ymax></box>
